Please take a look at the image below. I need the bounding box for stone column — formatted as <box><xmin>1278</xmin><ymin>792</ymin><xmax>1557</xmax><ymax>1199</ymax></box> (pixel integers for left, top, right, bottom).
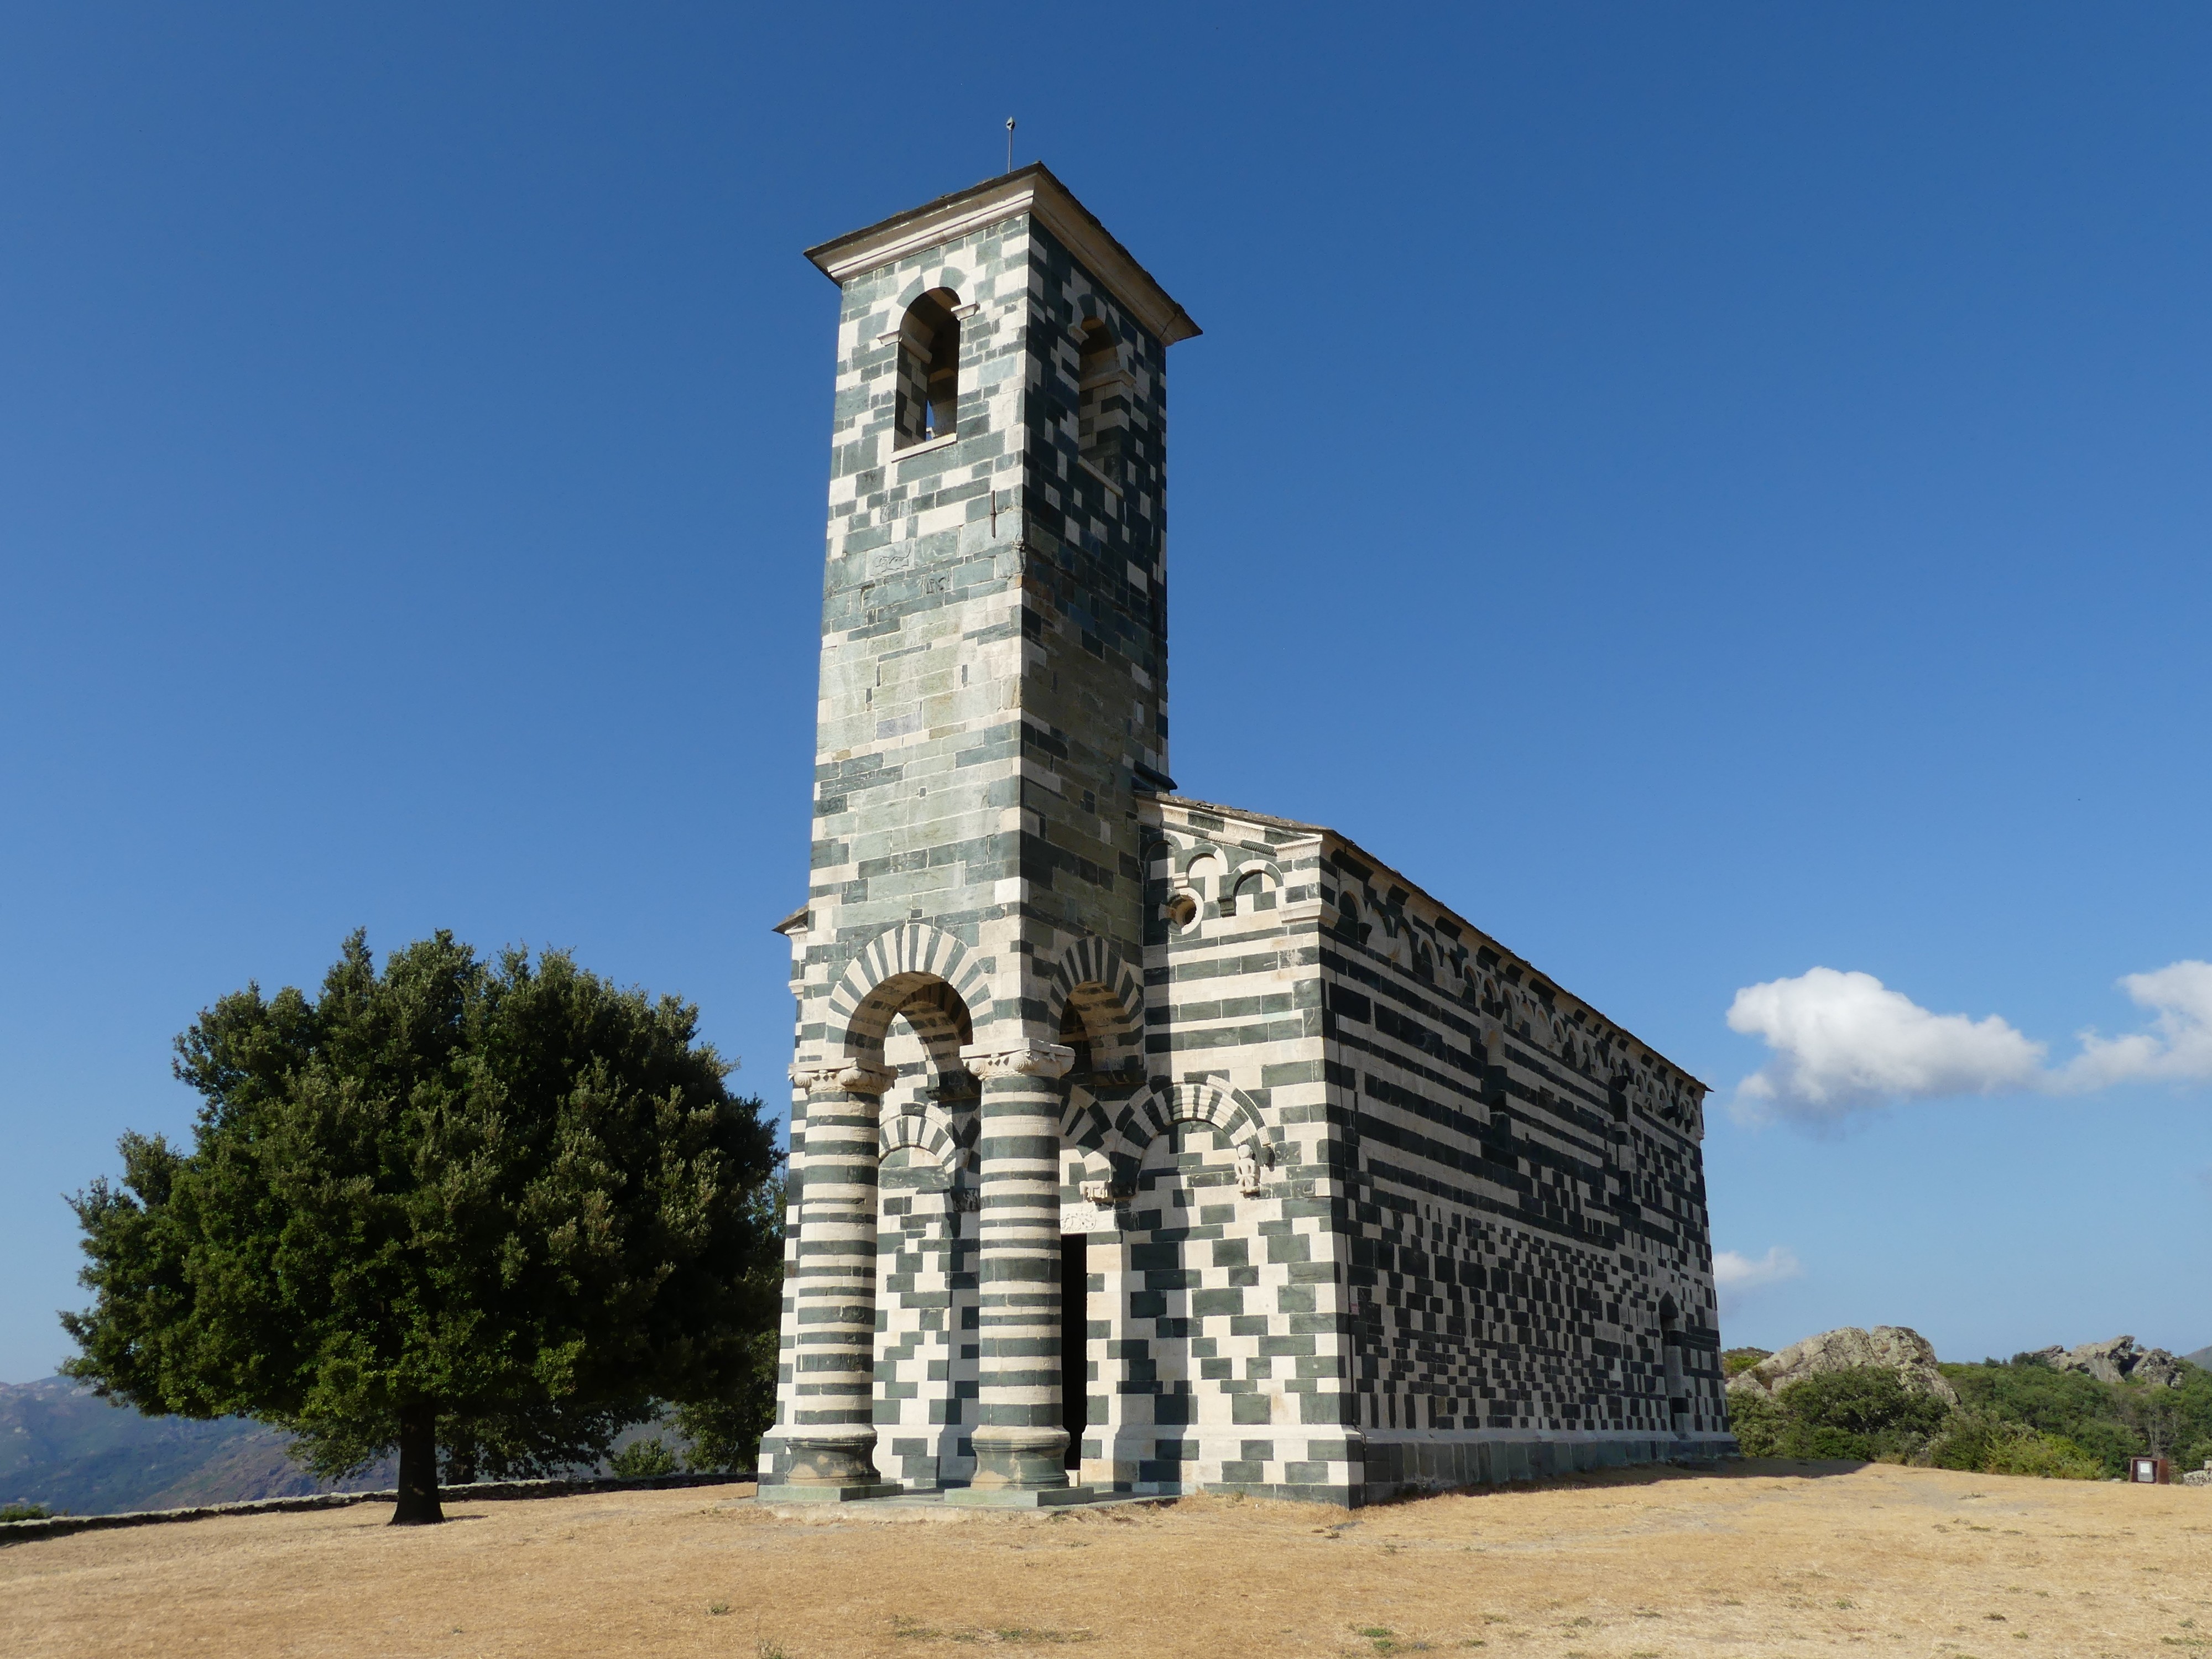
<box><xmin>779</xmin><ymin>1062</ymin><xmax>900</xmax><ymax>1499</ymax></box>
<box><xmin>948</xmin><ymin>1037</ymin><xmax>1087</xmax><ymax>1504</ymax></box>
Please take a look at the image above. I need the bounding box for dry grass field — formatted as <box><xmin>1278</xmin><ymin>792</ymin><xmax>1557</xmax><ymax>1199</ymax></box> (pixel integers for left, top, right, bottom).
<box><xmin>3</xmin><ymin>1460</ymin><xmax>2205</xmax><ymax>1658</ymax></box>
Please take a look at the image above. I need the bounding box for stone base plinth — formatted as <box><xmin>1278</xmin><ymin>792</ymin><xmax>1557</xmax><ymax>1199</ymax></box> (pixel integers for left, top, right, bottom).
<box><xmin>766</xmin><ymin>1481</ymin><xmax>904</xmax><ymax>1503</ymax></box>
<box><xmin>943</xmin><ymin>1484</ymin><xmax>1098</xmax><ymax>1509</ymax></box>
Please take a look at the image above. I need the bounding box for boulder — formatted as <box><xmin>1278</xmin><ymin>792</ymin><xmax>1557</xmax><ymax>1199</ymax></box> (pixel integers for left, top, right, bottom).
<box><xmin>1725</xmin><ymin>1325</ymin><xmax>1959</xmax><ymax>1407</ymax></box>
<box><xmin>2048</xmin><ymin>1335</ymin><xmax>2185</xmax><ymax>1389</ymax></box>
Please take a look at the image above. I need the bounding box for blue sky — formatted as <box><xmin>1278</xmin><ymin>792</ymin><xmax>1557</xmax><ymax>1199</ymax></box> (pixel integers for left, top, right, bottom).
<box><xmin>2</xmin><ymin>3</ymin><xmax>2207</xmax><ymax>1384</ymax></box>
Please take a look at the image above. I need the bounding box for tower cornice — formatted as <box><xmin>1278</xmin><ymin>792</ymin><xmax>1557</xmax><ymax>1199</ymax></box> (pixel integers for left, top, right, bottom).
<box><xmin>804</xmin><ymin>163</ymin><xmax>1201</xmax><ymax>348</ymax></box>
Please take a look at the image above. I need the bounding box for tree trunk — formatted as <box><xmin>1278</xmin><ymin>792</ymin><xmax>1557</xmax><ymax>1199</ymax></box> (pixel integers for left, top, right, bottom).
<box><xmin>390</xmin><ymin>1404</ymin><xmax>444</xmax><ymax>1526</ymax></box>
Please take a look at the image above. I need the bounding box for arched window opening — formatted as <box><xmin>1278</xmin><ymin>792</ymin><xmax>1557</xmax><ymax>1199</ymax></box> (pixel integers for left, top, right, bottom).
<box><xmin>1076</xmin><ymin>317</ymin><xmax>1126</xmax><ymax>484</ymax></box>
<box><xmin>896</xmin><ymin>289</ymin><xmax>961</xmax><ymax>448</ymax></box>
<box><xmin>1058</xmin><ymin>999</ymin><xmax>1094</xmax><ymax>1078</ymax></box>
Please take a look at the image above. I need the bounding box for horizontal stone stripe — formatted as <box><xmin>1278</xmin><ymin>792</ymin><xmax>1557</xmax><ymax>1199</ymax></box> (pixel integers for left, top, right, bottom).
<box><xmin>973</xmin><ymin>1336</ymin><xmax>1065</xmax><ymax>1356</ymax></box>
<box><xmin>973</xmin><ymin>1404</ymin><xmax>1064</xmax><ymax>1427</ymax></box>
<box><xmin>975</xmin><ymin>1260</ymin><xmax>1061</xmax><ymax>1284</ymax></box>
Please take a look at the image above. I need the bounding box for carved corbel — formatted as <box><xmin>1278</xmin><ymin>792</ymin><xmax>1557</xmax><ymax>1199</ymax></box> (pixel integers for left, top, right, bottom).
<box><xmin>1234</xmin><ymin>1139</ymin><xmax>1275</xmax><ymax>1197</ymax></box>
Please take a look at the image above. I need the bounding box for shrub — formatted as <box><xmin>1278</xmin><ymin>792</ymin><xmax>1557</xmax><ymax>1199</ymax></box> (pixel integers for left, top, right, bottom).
<box><xmin>1984</xmin><ymin>1430</ymin><xmax>2101</xmax><ymax>1480</ymax></box>
<box><xmin>0</xmin><ymin>1503</ymin><xmax>53</xmax><ymax>1522</ymax></box>
<box><xmin>1729</xmin><ymin>1366</ymin><xmax>1951</xmax><ymax>1463</ymax></box>
<box><xmin>1942</xmin><ymin>1356</ymin><xmax>2212</xmax><ymax>1479</ymax></box>
<box><xmin>1925</xmin><ymin>1412</ymin><xmax>2099</xmax><ymax>1479</ymax></box>
<box><xmin>1726</xmin><ymin>1386</ymin><xmax>1784</xmax><ymax>1456</ymax></box>
<box><xmin>609</xmin><ymin>1437</ymin><xmax>679</xmax><ymax>1479</ymax></box>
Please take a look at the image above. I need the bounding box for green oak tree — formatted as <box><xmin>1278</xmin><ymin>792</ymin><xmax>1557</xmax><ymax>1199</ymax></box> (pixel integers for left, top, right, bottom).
<box><xmin>62</xmin><ymin>931</ymin><xmax>782</xmax><ymax>1525</ymax></box>
<box><xmin>671</xmin><ymin>1177</ymin><xmax>785</xmax><ymax>1474</ymax></box>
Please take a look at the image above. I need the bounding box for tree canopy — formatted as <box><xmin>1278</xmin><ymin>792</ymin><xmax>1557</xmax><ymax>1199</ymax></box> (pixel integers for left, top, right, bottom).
<box><xmin>63</xmin><ymin>931</ymin><xmax>782</xmax><ymax>1524</ymax></box>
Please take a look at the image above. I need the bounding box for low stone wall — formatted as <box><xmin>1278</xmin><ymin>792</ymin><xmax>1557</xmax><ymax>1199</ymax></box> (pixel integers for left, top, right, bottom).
<box><xmin>0</xmin><ymin>1470</ymin><xmax>752</xmax><ymax>1546</ymax></box>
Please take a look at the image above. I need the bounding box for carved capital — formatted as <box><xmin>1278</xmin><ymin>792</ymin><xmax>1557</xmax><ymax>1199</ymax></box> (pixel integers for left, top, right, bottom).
<box><xmin>788</xmin><ymin>1062</ymin><xmax>895</xmax><ymax>1096</ymax></box>
<box><xmin>958</xmin><ymin>1040</ymin><xmax>1076</xmax><ymax>1082</ymax></box>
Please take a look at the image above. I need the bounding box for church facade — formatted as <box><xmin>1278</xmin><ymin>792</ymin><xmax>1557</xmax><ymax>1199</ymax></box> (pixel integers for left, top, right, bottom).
<box><xmin>759</xmin><ymin>168</ymin><xmax>1731</xmax><ymax>1507</ymax></box>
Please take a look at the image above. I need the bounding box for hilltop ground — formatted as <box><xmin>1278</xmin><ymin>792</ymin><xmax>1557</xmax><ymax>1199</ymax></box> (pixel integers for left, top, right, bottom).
<box><xmin>3</xmin><ymin>1461</ymin><xmax>2205</xmax><ymax>1658</ymax></box>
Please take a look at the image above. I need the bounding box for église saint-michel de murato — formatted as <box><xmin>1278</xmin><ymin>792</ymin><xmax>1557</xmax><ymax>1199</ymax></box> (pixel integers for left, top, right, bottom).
<box><xmin>759</xmin><ymin>166</ymin><xmax>1731</xmax><ymax>1507</ymax></box>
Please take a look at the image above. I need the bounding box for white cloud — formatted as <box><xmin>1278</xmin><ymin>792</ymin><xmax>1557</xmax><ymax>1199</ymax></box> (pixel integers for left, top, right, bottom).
<box><xmin>1713</xmin><ymin>1245</ymin><xmax>1803</xmax><ymax>1315</ymax></box>
<box><xmin>1726</xmin><ymin>959</ymin><xmax>2212</xmax><ymax>1126</ymax></box>
<box><xmin>1713</xmin><ymin>1246</ymin><xmax>1802</xmax><ymax>1292</ymax></box>
<box><xmin>2058</xmin><ymin>960</ymin><xmax>2212</xmax><ymax>1091</ymax></box>
<box><xmin>1727</xmin><ymin>967</ymin><xmax>2045</xmax><ymax>1125</ymax></box>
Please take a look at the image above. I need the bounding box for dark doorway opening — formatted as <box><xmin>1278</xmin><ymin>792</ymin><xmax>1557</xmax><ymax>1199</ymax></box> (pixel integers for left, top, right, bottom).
<box><xmin>1061</xmin><ymin>1232</ymin><xmax>1088</xmax><ymax>1470</ymax></box>
<box><xmin>1660</xmin><ymin>1296</ymin><xmax>1687</xmax><ymax>1432</ymax></box>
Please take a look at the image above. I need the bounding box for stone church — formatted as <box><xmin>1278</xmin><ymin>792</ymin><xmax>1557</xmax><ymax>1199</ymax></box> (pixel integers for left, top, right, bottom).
<box><xmin>759</xmin><ymin>166</ymin><xmax>1730</xmax><ymax>1507</ymax></box>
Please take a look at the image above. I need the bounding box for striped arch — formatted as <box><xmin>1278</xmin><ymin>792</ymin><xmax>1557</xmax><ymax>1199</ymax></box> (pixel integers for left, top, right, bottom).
<box><xmin>1041</xmin><ymin>935</ymin><xmax>1146</xmax><ymax>1070</ymax></box>
<box><xmin>827</xmin><ymin>923</ymin><xmax>994</xmax><ymax>1071</ymax></box>
<box><xmin>1227</xmin><ymin>856</ymin><xmax>1283</xmax><ymax>916</ymax></box>
<box><xmin>1169</xmin><ymin>837</ymin><xmax>1225</xmax><ymax>878</ymax></box>
<box><xmin>1061</xmin><ymin>1079</ymin><xmax>1270</xmax><ymax>1182</ymax></box>
<box><xmin>879</xmin><ymin>1102</ymin><xmax>974</xmax><ymax>1176</ymax></box>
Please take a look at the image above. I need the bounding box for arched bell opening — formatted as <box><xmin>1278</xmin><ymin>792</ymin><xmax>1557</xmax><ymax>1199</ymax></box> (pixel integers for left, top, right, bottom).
<box><xmin>895</xmin><ymin>288</ymin><xmax>962</xmax><ymax>447</ymax></box>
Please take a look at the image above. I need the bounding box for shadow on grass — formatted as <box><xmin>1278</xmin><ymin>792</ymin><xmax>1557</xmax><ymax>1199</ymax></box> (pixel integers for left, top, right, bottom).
<box><xmin>1357</xmin><ymin>1456</ymin><xmax>1872</xmax><ymax>1509</ymax></box>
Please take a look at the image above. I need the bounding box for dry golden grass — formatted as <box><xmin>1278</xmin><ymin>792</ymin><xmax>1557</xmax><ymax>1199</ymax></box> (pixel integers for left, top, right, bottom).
<box><xmin>3</xmin><ymin>1460</ymin><xmax>2206</xmax><ymax>1658</ymax></box>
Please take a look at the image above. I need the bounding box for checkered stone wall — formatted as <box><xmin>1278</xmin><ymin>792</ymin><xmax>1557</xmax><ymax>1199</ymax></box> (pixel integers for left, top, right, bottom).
<box><xmin>1315</xmin><ymin>837</ymin><xmax>1731</xmax><ymax>1494</ymax></box>
<box><xmin>762</xmin><ymin>171</ymin><xmax>1731</xmax><ymax>1505</ymax></box>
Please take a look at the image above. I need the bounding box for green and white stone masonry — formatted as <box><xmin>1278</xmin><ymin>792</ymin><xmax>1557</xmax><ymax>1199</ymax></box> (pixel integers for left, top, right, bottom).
<box><xmin>760</xmin><ymin>168</ymin><xmax>1731</xmax><ymax>1507</ymax></box>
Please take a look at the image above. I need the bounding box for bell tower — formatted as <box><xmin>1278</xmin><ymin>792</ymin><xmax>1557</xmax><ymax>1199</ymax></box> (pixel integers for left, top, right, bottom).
<box><xmin>770</xmin><ymin>168</ymin><xmax>1198</xmax><ymax>1500</ymax></box>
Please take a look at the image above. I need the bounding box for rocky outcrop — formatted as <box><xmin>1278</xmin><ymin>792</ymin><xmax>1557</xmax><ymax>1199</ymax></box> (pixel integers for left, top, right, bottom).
<box><xmin>2033</xmin><ymin>1335</ymin><xmax>2188</xmax><ymax>1388</ymax></box>
<box><xmin>1725</xmin><ymin>1326</ymin><xmax>1960</xmax><ymax>1407</ymax></box>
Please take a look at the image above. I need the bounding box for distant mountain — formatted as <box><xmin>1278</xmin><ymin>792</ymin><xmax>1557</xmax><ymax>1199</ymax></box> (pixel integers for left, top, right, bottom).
<box><xmin>2185</xmin><ymin>1345</ymin><xmax>2212</xmax><ymax>1371</ymax></box>
<box><xmin>0</xmin><ymin>1378</ymin><xmax>391</xmax><ymax>1516</ymax></box>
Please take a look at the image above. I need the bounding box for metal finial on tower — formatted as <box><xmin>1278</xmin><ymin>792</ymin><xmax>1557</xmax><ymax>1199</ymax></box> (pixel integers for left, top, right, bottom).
<box><xmin>1005</xmin><ymin>117</ymin><xmax>1016</xmax><ymax>174</ymax></box>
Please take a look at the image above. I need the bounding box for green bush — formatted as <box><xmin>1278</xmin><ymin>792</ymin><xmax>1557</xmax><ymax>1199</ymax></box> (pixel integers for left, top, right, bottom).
<box><xmin>1925</xmin><ymin>1412</ymin><xmax>2100</xmax><ymax>1479</ymax></box>
<box><xmin>608</xmin><ymin>1437</ymin><xmax>679</xmax><ymax>1479</ymax></box>
<box><xmin>1729</xmin><ymin>1366</ymin><xmax>1950</xmax><ymax>1462</ymax></box>
<box><xmin>1941</xmin><ymin>1357</ymin><xmax>2212</xmax><ymax>1479</ymax></box>
<box><xmin>1734</xmin><ymin>1354</ymin><xmax>2212</xmax><ymax>1480</ymax></box>
<box><xmin>1984</xmin><ymin>1430</ymin><xmax>2102</xmax><ymax>1480</ymax></box>
<box><xmin>0</xmin><ymin>1503</ymin><xmax>53</xmax><ymax>1522</ymax></box>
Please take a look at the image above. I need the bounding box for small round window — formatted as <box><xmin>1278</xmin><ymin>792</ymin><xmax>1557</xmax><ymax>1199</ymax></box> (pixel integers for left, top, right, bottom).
<box><xmin>1165</xmin><ymin>892</ymin><xmax>1198</xmax><ymax>928</ymax></box>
